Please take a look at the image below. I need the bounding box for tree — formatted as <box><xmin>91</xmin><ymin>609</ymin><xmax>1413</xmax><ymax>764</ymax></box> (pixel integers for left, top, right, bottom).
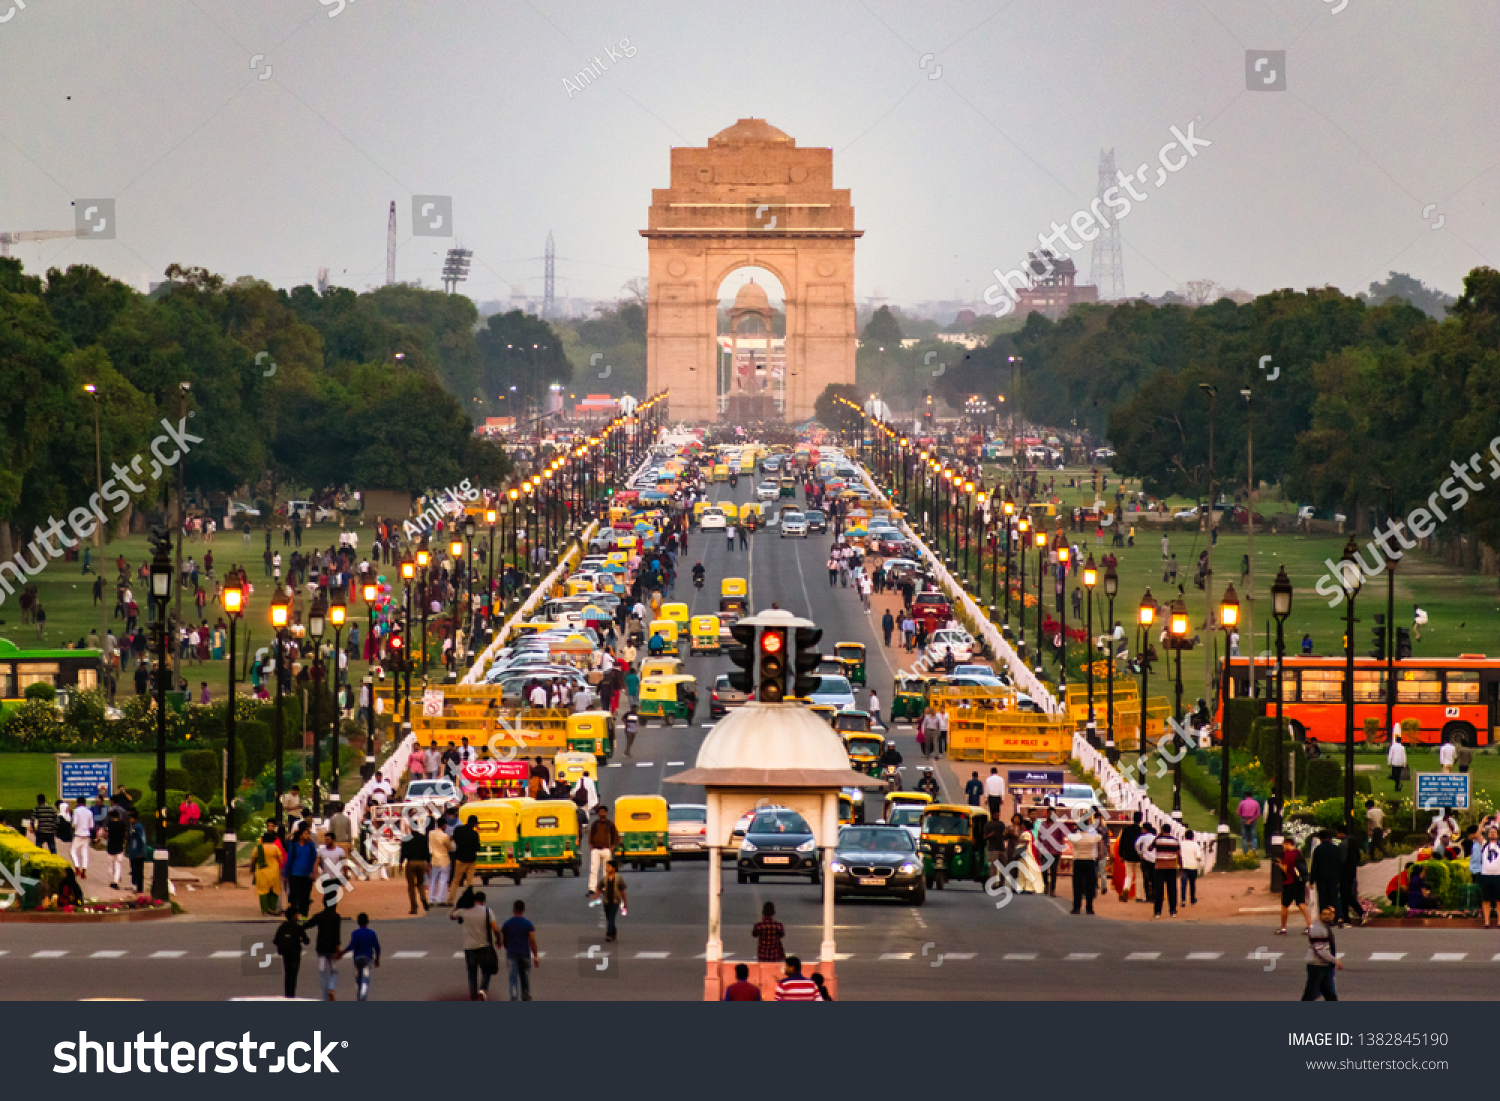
<box><xmin>814</xmin><ymin>383</ymin><xmax>863</xmax><ymax>435</ymax></box>
<box><xmin>861</xmin><ymin>305</ymin><xmax>903</xmax><ymax>349</ymax></box>
<box><xmin>1360</xmin><ymin>271</ymin><xmax>1455</xmax><ymax>320</ymax></box>
<box><xmin>474</xmin><ymin>311</ymin><xmax>572</xmax><ymax>421</ymax></box>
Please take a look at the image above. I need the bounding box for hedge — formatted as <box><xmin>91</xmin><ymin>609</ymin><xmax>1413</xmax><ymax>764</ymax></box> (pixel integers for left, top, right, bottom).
<box><xmin>180</xmin><ymin>749</ymin><xmax>220</xmax><ymax>803</ymax></box>
<box><xmin>238</xmin><ymin>722</ymin><xmax>272</xmax><ymax>780</ymax></box>
<box><xmin>1413</xmin><ymin>860</ymin><xmax>1477</xmax><ymax>912</ymax></box>
<box><xmin>1306</xmin><ymin>757</ymin><xmax>1343</xmax><ymax>803</ymax></box>
<box><xmin>166</xmin><ymin>829</ymin><xmax>216</xmax><ymax>868</ymax></box>
<box><xmin>1222</xmin><ymin>698</ymin><xmax>1264</xmax><ymax>750</ymax></box>
<box><xmin>0</xmin><ymin>826</ymin><xmax>72</xmax><ymax>907</ymax></box>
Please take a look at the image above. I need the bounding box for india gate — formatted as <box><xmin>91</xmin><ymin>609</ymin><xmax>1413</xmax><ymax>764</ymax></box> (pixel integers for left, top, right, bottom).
<box><xmin>642</xmin><ymin>119</ymin><xmax>861</xmax><ymax>423</ymax></box>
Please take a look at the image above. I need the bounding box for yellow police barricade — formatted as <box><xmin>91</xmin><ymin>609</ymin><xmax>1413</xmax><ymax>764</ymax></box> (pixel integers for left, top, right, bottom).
<box><xmin>983</xmin><ymin>713</ymin><xmax>1073</xmax><ymax>765</ymax></box>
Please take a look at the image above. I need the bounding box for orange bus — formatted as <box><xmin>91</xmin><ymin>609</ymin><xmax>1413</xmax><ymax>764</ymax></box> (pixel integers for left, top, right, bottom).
<box><xmin>1219</xmin><ymin>655</ymin><xmax>1500</xmax><ymax>747</ymax></box>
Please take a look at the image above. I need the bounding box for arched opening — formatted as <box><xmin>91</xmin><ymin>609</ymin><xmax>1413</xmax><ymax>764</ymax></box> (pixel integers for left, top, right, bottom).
<box><xmin>715</xmin><ymin>267</ymin><xmax>787</xmax><ymax>423</ymax></box>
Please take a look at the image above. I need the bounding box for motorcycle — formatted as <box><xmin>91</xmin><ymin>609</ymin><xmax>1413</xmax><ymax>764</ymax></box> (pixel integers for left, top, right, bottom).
<box><xmin>880</xmin><ymin>764</ymin><xmax>903</xmax><ymax>792</ymax></box>
<box><xmin>693</xmin><ymin>575</ymin><xmax>704</xmax><ymax>590</ymax></box>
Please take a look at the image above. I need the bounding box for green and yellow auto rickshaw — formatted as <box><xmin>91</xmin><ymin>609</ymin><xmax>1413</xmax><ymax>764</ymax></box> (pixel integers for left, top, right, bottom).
<box><xmin>639</xmin><ymin>674</ymin><xmax>698</xmax><ymax>726</ymax></box>
<box><xmin>891</xmin><ymin>672</ymin><xmax>935</xmax><ymax>723</ymax></box>
<box><xmin>468</xmin><ymin>799</ymin><xmax>525</xmax><ymax>885</ymax></box>
<box><xmin>833</xmin><ymin>709</ymin><xmax>873</xmax><ymax>736</ymax></box>
<box><xmin>517</xmin><ymin>799</ymin><xmax>582</xmax><ymax>876</ymax></box>
<box><xmin>835</xmin><ymin>642</ymin><xmax>867</xmax><ymax>686</ymax></box>
<box><xmin>566</xmin><ymin>711</ymin><xmax>614</xmax><ymax>762</ymax></box>
<box><xmin>919</xmin><ymin>804</ymin><xmax>990</xmax><ymax>889</ymax></box>
<box><xmin>690</xmin><ymin>615</ymin><xmax>721</xmax><ymax>655</ymax></box>
<box><xmin>615</xmin><ymin>794</ymin><xmax>671</xmax><ymax>871</ymax></box>
<box><xmin>841</xmin><ymin>730</ymin><xmax>885</xmax><ymax>775</ymax></box>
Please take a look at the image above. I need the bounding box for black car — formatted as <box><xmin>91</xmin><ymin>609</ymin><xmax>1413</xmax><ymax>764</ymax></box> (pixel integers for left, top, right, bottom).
<box><xmin>737</xmin><ymin>808</ymin><xmax>819</xmax><ymax>884</ymax></box>
<box><xmin>804</xmin><ymin>509</ymin><xmax>828</xmax><ymax>534</ymax></box>
<box><xmin>830</xmin><ymin>825</ymin><xmax>925</xmax><ymax>904</ymax></box>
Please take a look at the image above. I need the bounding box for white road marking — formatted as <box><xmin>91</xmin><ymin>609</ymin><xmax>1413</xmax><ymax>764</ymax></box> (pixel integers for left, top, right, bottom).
<box><xmin>210</xmin><ymin>950</ymin><xmax>242</xmax><ymax>958</ymax></box>
<box><xmin>1185</xmin><ymin>952</ymin><xmax>1222</xmax><ymax>960</ymax></box>
<box><xmin>91</xmin><ymin>950</ymin><xmax>127</xmax><ymax>958</ymax></box>
<box><xmin>1369</xmin><ymin>952</ymin><xmax>1407</xmax><ymax>961</ymax></box>
<box><xmin>1432</xmin><ymin>952</ymin><xmax>1467</xmax><ymax>961</ymax></box>
<box><xmin>1126</xmin><ymin>952</ymin><xmax>1160</xmax><ymax>960</ymax></box>
<box><xmin>1065</xmin><ymin>952</ymin><xmax>1099</xmax><ymax>960</ymax></box>
<box><xmin>667</xmin><ymin>761</ymin><xmax>685</xmax><ymax>767</ymax></box>
<box><xmin>391</xmin><ymin>951</ymin><xmax>428</xmax><ymax>959</ymax></box>
<box><xmin>634</xmin><ymin>951</ymin><xmax>670</xmax><ymax>959</ymax></box>
<box><xmin>606</xmin><ymin>763</ymin><xmax>623</xmax><ymax>768</ymax></box>
<box><xmin>32</xmin><ymin>950</ymin><xmax>67</xmax><ymax>958</ymax></box>
<box><xmin>635</xmin><ymin>762</ymin><xmax>654</xmax><ymax>768</ymax></box>
<box><xmin>1003</xmin><ymin>952</ymin><xmax>1037</xmax><ymax>960</ymax></box>
<box><xmin>1249</xmin><ymin>951</ymin><xmax>1283</xmax><ymax>961</ymax></box>
<box><xmin>879</xmin><ymin>952</ymin><xmax>913</xmax><ymax>960</ymax></box>
<box><xmin>943</xmin><ymin>952</ymin><xmax>976</xmax><ymax>960</ymax></box>
<box><xmin>834</xmin><ymin>952</ymin><xmax>854</xmax><ymax>961</ymax></box>
<box><xmin>150</xmin><ymin>950</ymin><xmax>186</xmax><ymax>958</ymax></box>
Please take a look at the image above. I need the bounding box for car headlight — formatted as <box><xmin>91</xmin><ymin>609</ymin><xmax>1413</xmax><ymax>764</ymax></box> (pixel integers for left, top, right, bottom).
<box><xmin>899</xmin><ymin>862</ymin><xmax>920</xmax><ymax>874</ymax></box>
<box><xmin>795</xmin><ymin>838</ymin><xmax>816</xmax><ymax>853</ymax></box>
<box><xmin>851</xmin><ymin>790</ymin><xmax>863</xmax><ymax>804</ymax></box>
<box><xmin>829</xmin><ymin>861</ymin><xmax>847</xmax><ymax>873</ymax></box>
<box><xmin>739</xmin><ymin>840</ymin><xmax>756</xmax><ymax>853</ymax></box>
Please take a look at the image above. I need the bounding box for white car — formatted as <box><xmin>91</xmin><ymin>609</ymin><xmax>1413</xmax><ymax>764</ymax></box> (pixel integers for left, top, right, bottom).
<box><xmin>756</xmin><ymin>481</ymin><xmax>780</xmax><ymax>502</ymax></box>
<box><xmin>926</xmin><ymin>629</ymin><xmax>974</xmax><ymax>664</ymax></box>
<box><xmin>700</xmin><ymin>507</ymin><xmax>727</xmax><ymax>530</ymax></box>
<box><xmin>1173</xmin><ymin>507</ymin><xmax>1200</xmax><ymax>520</ymax></box>
<box><xmin>669</xmin><ymin>804</ymin><xmax>710</xmax><ymax>854</ymax></box>
<box><xmin>226</xmin><ymin>500</ymin><xmax>261</xmax><ymax>519</ymax></box>
<box><xmin>780</xmin><ymin>512</ymin><xmax>808</xmax><ymax>538</ymax></box>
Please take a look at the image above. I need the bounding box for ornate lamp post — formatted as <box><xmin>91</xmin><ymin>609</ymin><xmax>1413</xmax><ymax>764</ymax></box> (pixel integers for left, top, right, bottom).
<box><xmin>308</xmin><ymin>598</ymin><xmax>327</xmax><ymax>817</ymax></box>
<box><xmin>485</xmin><ymin>507</ymin><xmax>499</xmax><ymax>636</ymax></box>
<box><xmin>1001</xmin><ymin>495</ymin><xmax>1016</xmax><ymax>633</ymax></box>
<box><xmin>219</xmin><ymin>577</ymin><xmax>244</xmax><ymax>884</ymax></box>
<box><xmin>1168</xmin><ymin>595</ymin><xmax>1189</xmax><ymax>820</ymax></box>
<box><xmin>1015</xmin><ymin>515</ymin><xmax>1030</xmax><ymax>659</ymax></box>
<box><xmin>1083</xmin><ymin>554</ymin><xmax>1098</xmax><ymax>748</ymax></box>
<box><xmin>1217</xmin><ymin>582</ymin><xmax>1240</xmax><ymax>869</ymax></box>
<box><xmin>1338</xmin><ymin>536</ymin><xmax>1362</xmax><ymax>824</ymax></box>
<box><xmin>415</xmin><ymin>545</ymin><xmax>431</xmax><ymax>675</ymax></box>
<box><xmin>1104</xmin><ymin>560</ymin><xmax>1119</xmax><ymax>764</ymax></box>
<box><xmin>1269</xmin><ymin>566</ymin><xmax>1293</xmax><ymax>885</ymax></box>
<box><xmin>1055</xmin><ymin>537</ymin><xmax>1071</xmax><ymax>689</ymax></box>
<box><xmin>1033</xmin><ymin>528</ymin><xmax>1047</xmax><ymax>678</ymax></box>
<box><xmin>1137</xmin><ymin>590</ymin><xmax>1156</xmax><ymax>781</ymax></box>
<box><xmin>361</xmin><ymin>575</ymin><xmax>378</xmax><ymax>777</ymax></box>
<box><xmin>149</xmin><ymin>535</ymin><xmax>173</xmax><ymax>902</ymax></box>
<box><xmin>399</xmin><ymin>557</ymin><xmax>415</xmax><ymax>724</ymax></box>
<box><xmin>270</xmin><ymin>592</ymin><xmax>290</xmax><ymax>825</ymax></box>
<box><xmin>448</xmin><ymin>535</ymin><xmax>464</xmax><ymax>675</ymax></box>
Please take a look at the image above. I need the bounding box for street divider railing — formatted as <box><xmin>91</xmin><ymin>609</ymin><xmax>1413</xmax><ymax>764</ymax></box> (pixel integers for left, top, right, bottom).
<box><xmin>853</xmin><ymin>463</ymin><xmax>1060</xmax><ymax>713</ymax></box>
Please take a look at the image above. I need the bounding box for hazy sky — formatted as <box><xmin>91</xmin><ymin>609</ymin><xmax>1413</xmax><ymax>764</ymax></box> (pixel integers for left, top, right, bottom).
<box><xmin>3</xmin><ymin>0</ymin><xmax>1496</xmax><ymax>312</ymax></box>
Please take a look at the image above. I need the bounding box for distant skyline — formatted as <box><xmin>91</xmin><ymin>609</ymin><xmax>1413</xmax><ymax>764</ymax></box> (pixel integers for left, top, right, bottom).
<box><xmin>2</xmin><ymin>1</ymin><xmax>1495</xmax><ymax>309</ymax></box>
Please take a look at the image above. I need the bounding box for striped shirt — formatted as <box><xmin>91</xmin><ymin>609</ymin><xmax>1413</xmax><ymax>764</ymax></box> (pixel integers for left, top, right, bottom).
<box><xmin>1152</xmin><ymin>836</ymin><xmax>1181</xmax><ymax>870</ymax></box>
<box><xmin>774</xmin><ymin>975</ymin><xmax>821</xmax><ymax>1001</ymax></box>
<box><xmin>33</xmin><ymin>805</ymin><xmax>58</xmax><ymax>839</ymax></box>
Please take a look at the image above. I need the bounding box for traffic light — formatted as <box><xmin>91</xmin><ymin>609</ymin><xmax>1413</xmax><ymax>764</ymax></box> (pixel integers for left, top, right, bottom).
<box><xmin>389</xmin><ymin>627</ymin><xmax>405</xmax><ymax>671</ymax></box>
<box><xmin>792</xmin><ymin>626</ymin><xmax>823</xmax><ymax>699</ymax></box>
<box><xmin>727</xmin><ymin>623</ymin><xmax>756</xmax><ymax>694</ymax></box>
<box><xmin>758</xmin><ymin>627</ymin><xmax>787</xmax><ymax>703</ymax></box>
<box><xmin>1396</xmin><ymin>627</ymin><xmax>1413</xmax><ymax>660</ymax></box>
<box><xmin>1371</xmin><ymin>613</ymin><xmax>1386</xmax><ymax>660</ymax></box>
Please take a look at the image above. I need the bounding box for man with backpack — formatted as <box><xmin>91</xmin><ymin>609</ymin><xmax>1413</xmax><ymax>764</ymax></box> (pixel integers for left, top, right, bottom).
<box><xmin>1116</xmin><ymin>811</ymin><xmax>1143</xmax><ymax>902</ymax></box>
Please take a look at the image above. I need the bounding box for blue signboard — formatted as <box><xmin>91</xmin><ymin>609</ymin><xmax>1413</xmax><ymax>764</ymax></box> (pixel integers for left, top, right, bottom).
<box><xmin>1009</xmin><ymin>769</ymin><xmax>1065</xmax><ymax>790</ymax></box>
<box><xmin>57</xmin><ymin>757</ymin><xmax>115</xmax><ymax>802</ymax></box>
<box><xmin>1415</xmin><ymin>772</ymin><xmax>1470</xmax><ymax>811</ymax></box>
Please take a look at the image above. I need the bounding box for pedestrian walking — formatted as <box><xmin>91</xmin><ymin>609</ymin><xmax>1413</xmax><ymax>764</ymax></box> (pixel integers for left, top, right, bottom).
<box><xmin>104</xmin><ymin>803</ymin><xmax>127</xmax><ymax>888</ymax></box>
<box><xmin>31</xmin><ymin>794</ymin><xmax>56</xmax><ymax>853</ymax></box>
<box><xmin>1179</xmin><ymin>829</ymin><xmax>1202</xmax><ymax>905</ymax></box>
<box><xmin>67</xmin><ymin>799</ymin><xmax>94</xmax><ymax>878</ymax></box>
<box><xmin>1152</xmin><ymin>824</ymin><xmax>1180</xmax><ymax>917</ymax></box>
<box><xmin>869</xmin><ymin>690</ymin><xmax>882</xmax><ymax>729</ymax></box>
<box><xmin>1336</xmin><ymin>824</ymin><xmax>1363</xmax><ymax>926</ymax></box>
<box><xmin>753</xmin><ymin>901</ymin><xmax>786</xmax><ymax>962</ymax></box>
<box><xmin>623</xmin><ymin>708</ymin><xmax>639</xmax><ymax>757</ymax></box>
<box><xmin>428</xmin><ymin>819</ymin><xmax>454</xmax><ymax>906</ymax></box>
<box><xmin>286</xmin><ymin>823</ymin><xmax>317</xmax><ymax>917</ymax></box>
<box><xmin>964</xmin><ymin>771</ymin><xmax>983</xmax><ymax>807</ymax></box>
<box><xmin>1277</xmin><ymin>836</ymin><xmax>1311</xmax><ymax>935</ymax></box>
<box><xmin>253</xmin><ymin>829</ymin><xmax>284</xmax><ymax>914</ymax></box>
<box><xmin>304</xmin><ymin>898</ymin><xmax>343</xmax><ymax>1001</ymax></box>
<box><xmin>599</xmin><ymin>860</ymin><xmax>628</xmax><ymax>942</ymax></box>
<box><xmin>1070</xmin><ymin>819</ymin><xmax>1101</xmax><ymax>915</ymax></box>
<box><xmin>450</xmin><ymin>814</ymin><xmax>480</xmax><ymax>900</ymax></box>
<box><xmin>400</xmin><ymin>823</ymin><xmax>430</xmax><ymax>914</ymax></box>
<box><xmin>726</xmin><ymin>524</ymin><xmax>736</xmax><ymax>551</ymax></box>
<box><xmin>272</xmin><ymin>907</ymin><xmax>309</xmax><ymax>999</ymax></box>
<box><xmin>739</xmin><ymin>524</ymin><xmax>749</xmax><ymax>550</ymax></box>
<box><xmin>983</xmin><ymin>767</ymin><xmax>1005</xmax><ymax>818</ymax></box>
<box><xmin>936</xmin><ymin>709</ymin><xmax>948</xmax><ymax>756</ymax></box>
<box><xmin>344</xmin><ymin>912</ymin><xmax>380</xmax><ymax>1001</ymax></box>
<box><xmin>450</xmin><ymin>888</ymin><xmax>502</xmax><ymax>1001</ymax></box>
<box><xmin>1388</xmin><ymin>731</ymin><xmax>1407</xmax><ymax>791</ymax></box>
<box><xmin>501</xmin><ymin>899</ymin><xmax>540</xmax><ymax>1000</ymax></box>
<box><xmin>1309</xmin><ymin>829</ymin><xmax>1342</xmax><ymax>921</ymax></box>
<box><xmin>587</xmin><ymin>805</ymin><xmax>620</xmax><ymax>896</ymax></box>
<box><xmin>881</xmin><ymin>609</ymin><xmax>895</xmax><ymax>647</ymax></box>
<box><xmin>1236</xmin><ymin>793</ymin><xmax>1260</xmax><ymax>854</ymax></box>
<box><xmin>1301</xmin><ymin>906</ymin><xmax>1342</xmax><ymax>1001</ymax></box>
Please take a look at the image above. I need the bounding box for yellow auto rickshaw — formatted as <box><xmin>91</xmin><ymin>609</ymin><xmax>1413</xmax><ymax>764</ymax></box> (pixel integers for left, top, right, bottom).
<box><xmin>719</xmin><ymin>501</ymin><xmax>739</xmax><ymax>523</ymax></box>
<box><xmin>712</xmin><ymin>463</ymin><xmax>729</xmax><ymax>483</ymax></box>
<box><xmin>834</xmin><ymin>642</ymin><xmax>867</xmax><ymax>686</ymax></box>
<box><xmin>517</xmin><ymin>800</ymin><xmax>582</xmax><ymax>877</ymax></box>
<box><xmin>661</xmin><ymin>602</ymin><xmax>690</xmax><ymax>628</ymax></box>
<box><xmin>567</xmin><ymin>711</ymin><xmax>614</xmax><ymax>761</ymax></box>
<box><xmin>466</xmin><ymin>799</ymin><xmax>525</xmax><ymax>885</ymax></box>
<box><xmin>639</xmin><ymin>674</ymin><xmax>698</xmax><ymax>726</ymax></box>
<box><xmin>838</xmin><ymin>792</ymin><xmax>857</xmax><ymax>825</ymax></box>
<box><xmin>808</xmin><ymin>703</ymin><xmax>838</xmax><ymax>725</ymax></box>
<box><xmin>639</xmin><ymin>656</ymin><xmax>684</xmax><ymax>681</ymax></box>
<box><xmin>693</xmin><ymin>500</ymin><xmax>711</xmax><ymax>525</ymax></box>
<box><xmin>615</xmin><ymin>794</ymin><xmax>671</xmax><ymax>871</ymax></box>
<box><xmin>842</xmin><ymin>730</ymin><xmax>885</xmax><ymax>774</ymax></box>
<box><xmin>646</xmin><ymin>618</ymin><xmax>679</xmax><ymax>656</ymax></box>
<box><xmin>690</xmin><ymin>614</ymin><xmax>721</xmax><ymax>655</ymax></box>
<box><xmin>740</xmin><ymin>502</ymin><xmax>764</xmax><ymax>527</ymax></box>
<box><xmin>885</xmin><ymin>790</ymin><xmax>933</xmax><ymax>819</ymax></box>
<box><xmin>721</xmin><ymin>578</ymin><xmax>748</xmax><ymax>600</ymax></box>
<box><xmin>553</xmin><ymin>749</ymin><xmax>597</xmax><ymax>792</ymax></box>
<box><xmin>566</xmin><ymin>576</ymin><xmax>595</xmax><ymax>597</ymax></box>
<box><xmin>833</xmin><ymin>709</ymin><xmax>873</xmax><ymax>736</ymax></box>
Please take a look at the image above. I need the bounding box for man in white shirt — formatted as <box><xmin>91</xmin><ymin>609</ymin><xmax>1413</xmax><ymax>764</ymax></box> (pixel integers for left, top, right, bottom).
<box><xmin>70</xmin><ymin>801</ymin><xmax>96</xmax><ymax>877</ymax></box>
<box><xmin>983</xmin><ymin>768</ymin><xmax>1006</xmax><ymax>818</ymax></box>
<box><xmin>528</xmin><ymin>682</ymin><xmax>548</xmax><ymax>709</ymax></box>
<box><xmin>1388</xmin><ymin>734</ymin><xmax>1408</xmax><ymax>792</ymax></box>
<box><xmin>1439</xmin><ymin>739</ymin><xmax>1457</xmax><ymax>773</ymax></box>
<box><xmin>1178</xmin><ymin>829</ymin><xmax>1203</xmax><ymax>905</ymax></box>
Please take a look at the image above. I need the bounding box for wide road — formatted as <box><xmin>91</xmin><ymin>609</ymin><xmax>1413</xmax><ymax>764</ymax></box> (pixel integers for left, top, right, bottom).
<box><xmin>5</xmin><ymin>471</ymin><xmax>1498</xmax><ymax>1000</ymax></box>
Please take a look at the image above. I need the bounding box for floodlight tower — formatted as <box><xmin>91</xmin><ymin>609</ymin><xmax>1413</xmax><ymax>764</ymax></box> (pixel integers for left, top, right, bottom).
<box><xmin>1089</xmin><ymin>149</ymin><xmax>1125</xmax><ymax>300</ymax></box>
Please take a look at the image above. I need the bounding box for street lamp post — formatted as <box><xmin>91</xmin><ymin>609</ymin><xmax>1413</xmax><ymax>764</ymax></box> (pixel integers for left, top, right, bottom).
<box><xmin>1056</xmin><ymin>538</ymin><xmax>1071</xmax><ymax>690</ymax></box>
<box><xmin>1269</xmin><ymin>566</ymin><xmax>1293</xmax><ymax>886</ymax></box>
<box><xmin>1104</xmin><ymin>561</ymin><xmax>1118</xmax><ymax>764</ymax></box>
<box><xmin>270</xmin><ymin>593</ymin><xmax>290</xmax><ymax>826</ymax></box>
<box><xmin>485</xmin><ymin>508</ymin><xmax>498</xmax><ymax>638</ymax></box>
<box><xmin>329</xmin><ymin>590</ymin><xmax>346</xmax><ymax>804</ymax></box>
<box><xmin>1137</xmin><ymin>590</ymin><xmax>1155</xmax><ymax>782</ymax></box>
<box><xmin>308</xmin><ymin>598</ymin><xmax>327</xmax><ymax>817</ymax></box>
<box><xmin>1015</xmin><ymin>515</ymin><xmax>1030</xmax><ymax>659</ymax></box>
<box><xmin>361</xmin><ymin>576</ymin><xmax>378</xmax><ymax>778</ymax></box>
<box><xmin>1168</xmin><ymin>595</ymin><xmax>1189</xmax><ymax>820</ymax></box>
<box><xmin>219</xmin><ymin>578</ymin><xmax>244</xmax><ymax>884</ymax></box>
<box><xmin>1002</xmin><ymin>495</ymin><xmax>1015</xmax><ymax>634</ymax></box>
<box><xmin>400</xmin><ymin>557</ymin><xmax>415</xmax><ymax>725</ymax></box>
<box><xmin>1217</xmin><ymin>583</ymin><xmax>1240</xmax><ymax>870</ymax></box>
<box><xmin>1083</xmin><ymin>555</ymin><xmax>1098</xmax><ymax>748</ymax></box>
<box><xmin>463</xmin><ymin>515</ymin><xmax>477</xmax><ymax>658</ymax></box>
<box><xmin>1338</xmin><ymin>537</ymin><xmax>1362</xmax><ymax>824</ymax></box>
<box><xmin>448</xmin><ymin>536</ymin><xmax>464</xmax><ymax>677</ymax></box>
<box><xmin>84</xmin><ymin>384</ymin><xmax>107</xmax><ymax>644</ymax></box>
<box><xmin>149</xmin><ymin>533</ymin><xmax>173</xmax><ymax>902</ymax></box>
<box><xmin>1033</xmin><ymin>529</ymin><xmax>1047</xmax><ymax>679</ymax></box>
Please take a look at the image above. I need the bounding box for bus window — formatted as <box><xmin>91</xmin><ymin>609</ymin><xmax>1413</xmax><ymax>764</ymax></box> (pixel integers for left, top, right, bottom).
<box><xmin>1446</xmin><ymin>670</ymin><xmax>1480</xmax><ymax>704</ymax></box>
<box><xmin>1299</xmin><ymin>668</ymin><xmax>1341</xmax><ymax>702</ymax></box>
<box><xmin>1353</xmin><ymin>670</ymin><xmax>1384</xmax><ymax>701</ymax></box>
<box><xmin>1397</xmin><ymin>669</ymin><xmax>1441</xmax><ymax>702</ymax></box>
<box><xmin>17</xmin><ymin>662</ymin><xmax>59</xmax><ymax>691</ymax></box>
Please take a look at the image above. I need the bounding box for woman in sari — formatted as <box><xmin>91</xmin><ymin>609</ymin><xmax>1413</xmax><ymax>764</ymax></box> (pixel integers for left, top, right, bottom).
<box><xmin>253</xmin><ymin>830</ymin><xmax>285</xmax><ymax>915</ymax></box>
<box><xmin>1015</xmin><ymin>819</ymin><xmax>1045</xmax><ymax>894</ymax></box>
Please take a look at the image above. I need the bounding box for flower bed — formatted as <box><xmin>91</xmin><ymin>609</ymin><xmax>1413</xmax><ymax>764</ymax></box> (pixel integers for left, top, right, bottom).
<box><xmin>0</xmin><ymin>895</ymin><xmax>172</xmax><ymax>923</ymax></box>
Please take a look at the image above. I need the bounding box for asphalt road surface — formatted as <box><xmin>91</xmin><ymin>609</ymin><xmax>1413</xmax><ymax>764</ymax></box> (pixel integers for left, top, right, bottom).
<box><xmin>5</xmin><ymin>476</ymin><xmax>1498</xmax><ymax>1000</ymax></box>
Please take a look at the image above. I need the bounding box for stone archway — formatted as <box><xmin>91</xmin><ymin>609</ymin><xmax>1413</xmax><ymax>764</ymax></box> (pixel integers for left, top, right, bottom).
<box><xmin>642</xmin><ymin>119</ymin><xmax>861</xmax><ymax>423</ymax></box>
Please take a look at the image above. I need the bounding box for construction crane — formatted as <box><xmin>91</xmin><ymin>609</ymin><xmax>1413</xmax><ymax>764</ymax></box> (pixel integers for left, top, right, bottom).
<box><xmin>0</xmin><ymin>229</ymin><xmax>74</xmax><ymax>258</ymax></box>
